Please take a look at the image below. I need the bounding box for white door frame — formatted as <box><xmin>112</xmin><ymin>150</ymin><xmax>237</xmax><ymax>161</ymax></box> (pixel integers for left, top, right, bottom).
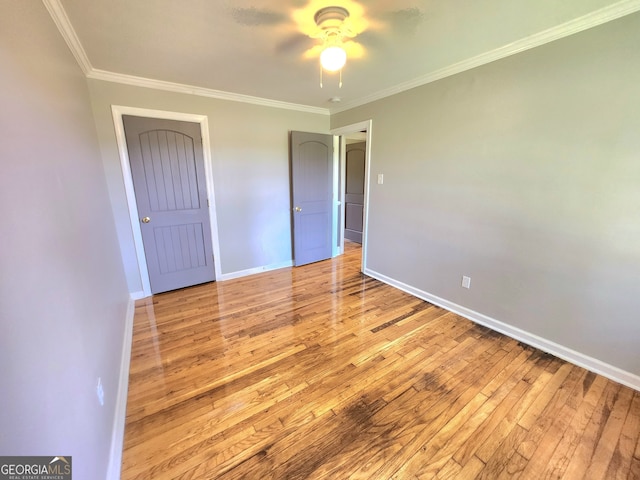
<box><xmin>111</xmin><ymin>105</ymin><xmax>223</xmax><ymax>297</ymax></box>
<box><xmin>331</xmin><ymin>120</ymin><xmax>372</xmax><ymax>271</ymax></box>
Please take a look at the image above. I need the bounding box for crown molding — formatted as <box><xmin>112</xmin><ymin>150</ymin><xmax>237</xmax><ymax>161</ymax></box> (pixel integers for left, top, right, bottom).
<box><xmin>330</xmin><ymin>0</ymin><xmax>640</xmax><ymax>114</ymax></box>
<box><xmin>88</xmin><ymin>69</ymin><xmax>330</xmax><ymax>115</ymax></box>
<box><xmin>43</xmin><ymin>0</ymin><xmax>328</xmax><ymax>115</ymax></box>
<box><xmin>42</xmin><ymin>0</ymin><xmax>92</xmax><ymax>75</ymax></box>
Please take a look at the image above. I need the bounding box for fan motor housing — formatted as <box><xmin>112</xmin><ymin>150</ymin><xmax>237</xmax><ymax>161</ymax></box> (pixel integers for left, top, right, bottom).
<box><xmin>314</xmin><ymin>6</ymin><xmax>349</xmax><ymax>30</ymax></box>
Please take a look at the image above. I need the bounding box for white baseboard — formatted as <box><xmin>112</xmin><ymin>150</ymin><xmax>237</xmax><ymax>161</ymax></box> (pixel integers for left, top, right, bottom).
<box><xmin>129</xmin><ymin>290</ymin><xmax>145</xmax><ymax>300</ymax></box>
<box><xmin>218</xmin><ymin>260</ymin><xmax>294</xmax><ymax>281</ymax></box>
<box><xmin>364</xmin><ymin>267</ymin><xmax>640</xmax><ymax>392</ymax></box>
<box><xmin>128</xmin><ymin>262</ymin><xmax>294</xmax><ymax>292</ymax></box>
<box><xmin>106</xmin><ymin>295</ymin><xmax>136</xmax><ymax>480</ymax></box>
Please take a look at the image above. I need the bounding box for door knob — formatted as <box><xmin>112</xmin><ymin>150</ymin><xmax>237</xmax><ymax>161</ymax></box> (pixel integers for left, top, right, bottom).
<box><xmin>294</xmin><ymin>207</ymin><xmax>302</xmax><ymax>212</ymax></box>
<box><xmin>141</xmin><ymin>217</ymin><xmax>151</xmax><ymax>223</ymax></box>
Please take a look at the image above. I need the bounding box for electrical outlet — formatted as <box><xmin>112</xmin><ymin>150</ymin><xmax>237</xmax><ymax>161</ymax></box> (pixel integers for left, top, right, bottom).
<box><xmin>462</xmin><ymin>276</ymin><xmax>471</xmax><ymax>289</ymax></box>
<box><xmin>377</xmin><ymin>174</ymin><xmax>384</xmax><ymax>185</ymax></box>
<box><xmin>96</xmin><ymin>377</ymin><xmax>105</xmax><ymax>406</ymax></box>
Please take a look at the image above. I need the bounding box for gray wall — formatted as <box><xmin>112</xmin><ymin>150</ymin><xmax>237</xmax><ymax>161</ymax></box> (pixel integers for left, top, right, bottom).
<box><xmin>87</xmin><ymin>80</ymin><xmax>329</xmax><ymax>293</ymax></box>
<box><xmin>332</xmin><ymin>13</ymin><xmax>640</xmax><ymax>376</ymax></box>
<box><xmin>0</xmin><ymin>2</ymin><xmax>129</xmax><ymax>477</ymax></box>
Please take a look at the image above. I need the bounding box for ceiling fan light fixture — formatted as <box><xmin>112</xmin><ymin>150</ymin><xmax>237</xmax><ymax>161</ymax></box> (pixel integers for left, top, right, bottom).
<box><xmin>313</xmin><ymin>5</ymin><xmax>351</xmax><ymax>88</ymax></box>
<box><xmin>320</xmin><ymin>45</ymin><xmax>347</xmax><ymax>72</ymax></box>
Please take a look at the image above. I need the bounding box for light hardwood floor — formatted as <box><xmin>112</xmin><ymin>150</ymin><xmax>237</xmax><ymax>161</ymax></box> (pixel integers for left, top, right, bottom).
<box><xmin>122</xmin><ymin>241</ymin><xmax>640</xmax><ymax>479</ymax></box>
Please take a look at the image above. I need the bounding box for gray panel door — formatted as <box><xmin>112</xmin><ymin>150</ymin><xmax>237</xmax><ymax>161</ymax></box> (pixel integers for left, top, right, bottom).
<box><xmin>290</xmin><ymin>131</ymin><xmax>334</xmax><ymax>266</ymax></box>
<box><xmin>345</xmin><ymin>142</ymin><xmax>365</xmax><ymax>244</ymax></box>
<box><xmin>123</xmin><ymin>115</ymin><xmax>215</xmax><ymax>294</ymax></box>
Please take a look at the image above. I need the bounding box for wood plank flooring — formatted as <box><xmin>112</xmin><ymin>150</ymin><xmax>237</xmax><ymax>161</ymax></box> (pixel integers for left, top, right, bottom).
<box><xmin>121</xmin><ymin>241</ymin><xmax>640</xmax><ymax>479</ymax></box>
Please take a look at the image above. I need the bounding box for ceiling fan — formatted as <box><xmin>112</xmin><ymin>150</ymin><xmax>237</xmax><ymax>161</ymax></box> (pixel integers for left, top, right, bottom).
<box><xmin>229</xmin><ymin>2</ymin><xmax>425</xmax><ymax>87</ymax></box>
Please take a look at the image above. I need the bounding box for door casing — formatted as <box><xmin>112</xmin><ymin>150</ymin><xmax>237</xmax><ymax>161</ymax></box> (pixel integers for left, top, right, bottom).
<box><xmin>332</xmin><ymin>120</ymin><xmax>372</xmax><ymax>271</ymax></box>
<box><xmin>112</xmin><ymin>105</ymin><xmax>222</xmax><ymax>298</ymax></box>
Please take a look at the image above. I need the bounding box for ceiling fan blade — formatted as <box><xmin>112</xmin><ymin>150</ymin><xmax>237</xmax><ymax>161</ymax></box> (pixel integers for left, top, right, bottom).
<box><xmin>342</xmin><ymin>41</ymin><xmax>365</xmax><ymax>60</ymax></box>
<box><xmin>230</xmin><ymin>7</ymin><xmax>287</xmax><ymax>26</ymax></box>
<box><xmin>381</xmin><ymin>8</ymin><xmax>426</xmax><ymax>37</ymax></box>
<box><xmin>303</xmin><ymin>44</ymin><xmax>324</xmax><ymax>60</ymax></box>
<box><xmin>356</xmin><ymin>30</ymin><xmax>386</xmax><ymax>50</ymax></box>
<box><xmin>276</xmin><ymin>33</ymin><xmax>312</xmax><ymax>55</ymax></box>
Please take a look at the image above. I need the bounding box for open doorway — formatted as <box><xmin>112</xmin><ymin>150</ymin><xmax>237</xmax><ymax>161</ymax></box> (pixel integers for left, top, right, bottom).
<box><xmin>344</xmin><ymin>134</ymin><xmax>366</xmax><ymax>244</ymax></box>
<box><xmin>332</xmin><ymin>120</ymin><xmax>372</xmax><ymax>272</ymax></box>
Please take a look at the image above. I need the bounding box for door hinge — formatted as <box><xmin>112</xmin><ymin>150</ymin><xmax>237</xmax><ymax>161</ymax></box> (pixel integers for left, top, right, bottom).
<box><xmin>207</xmin><ymin>199</ymin><xmax>210</xmax><ymax>207</ymax></box>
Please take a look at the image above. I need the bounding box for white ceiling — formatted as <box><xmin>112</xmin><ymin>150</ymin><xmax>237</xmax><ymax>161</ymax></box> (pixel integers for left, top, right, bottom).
<box><xmin>49</xmin><ymin>0</ymin><xmax>640</xmax><ymax>113</ymax></box>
